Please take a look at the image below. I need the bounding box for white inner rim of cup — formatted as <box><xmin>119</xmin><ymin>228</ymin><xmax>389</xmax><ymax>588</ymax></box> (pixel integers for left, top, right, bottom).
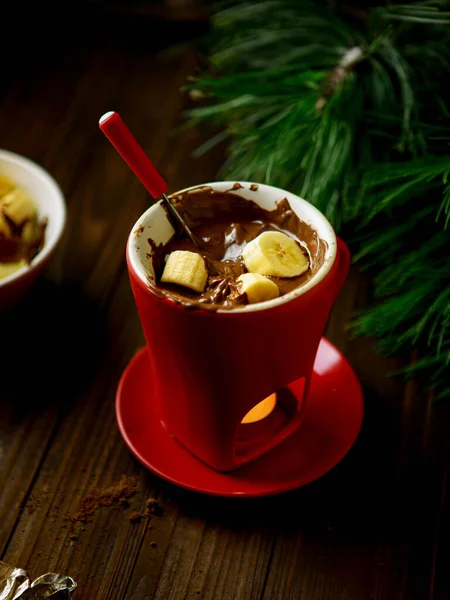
<box><xmin>128</xmin><ymin>181</ymin><xmax>337</xmax><ymax>313</ymax></box>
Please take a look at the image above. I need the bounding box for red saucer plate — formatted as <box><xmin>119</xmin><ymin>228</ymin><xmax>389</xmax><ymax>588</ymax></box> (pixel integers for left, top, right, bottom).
<box><xmin>116</xmin><ymin>338</ymin><xmax>363</xmax><ymax>497</ymax></box>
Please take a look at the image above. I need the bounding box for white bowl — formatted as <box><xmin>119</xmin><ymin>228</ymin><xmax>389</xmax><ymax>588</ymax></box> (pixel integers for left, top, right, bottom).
<box><xmin>0</xmin><ymin>149</ymin><xmax>66</xmax><ymax>308</ymax></box>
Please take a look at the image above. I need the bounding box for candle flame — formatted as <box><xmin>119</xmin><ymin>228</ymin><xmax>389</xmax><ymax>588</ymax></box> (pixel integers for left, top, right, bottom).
<box><xmin>241</xmin><ymin>393</ymin><xmax>277</xmax><ymax>424</ymax></box>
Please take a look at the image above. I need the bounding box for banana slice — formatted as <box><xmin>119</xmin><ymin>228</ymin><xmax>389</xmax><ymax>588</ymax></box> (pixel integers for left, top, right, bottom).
<box><xmin>242</xmin><ymin>231</ymin><xmax>309</xmax><ymax>278</ymax></box>
<box><xmin>0</xmin><ymin>211</ymin><xmax>11</xmax><ymax>237</ymax></box>
<box><xmin>0</xmin><ymin>176</ymin><xmax>15</xmax><ymax>198</ymax></box>
<box><xmin>21</xmin><ymin>219</ymin><xmax>37</xmax><ymax>245</ymax></box>
<box><xmin>1</xmin><ymin>188</ymin><xmax>36</xmax><ymax>226</ymax></box>
<box><xmin>161</xmin><ymin>250</ymin><xmax>208</xmax><ymax>293</ymax></box>
<box><xmin>0</xmin><ymin>258</ymin><xmax>27</xmax><ymax>280</ymax></box>
<box><xmin>237</xmin><ymin>273</ymin><xmax>279</xmax><ymax>304</ymax></box>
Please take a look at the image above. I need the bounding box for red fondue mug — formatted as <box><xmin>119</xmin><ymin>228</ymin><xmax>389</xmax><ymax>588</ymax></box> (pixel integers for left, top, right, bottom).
<box><xmin>127</xmin><ymin>182</ymin><xmax>350</xmax><ymax>472</ymax></box>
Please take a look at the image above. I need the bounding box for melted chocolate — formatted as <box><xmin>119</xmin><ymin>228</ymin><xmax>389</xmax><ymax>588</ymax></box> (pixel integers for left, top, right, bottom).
<box><xmin>149</xmin><ymin>186</ymin><xmax>327</xmax><ymax>309</ymax></box>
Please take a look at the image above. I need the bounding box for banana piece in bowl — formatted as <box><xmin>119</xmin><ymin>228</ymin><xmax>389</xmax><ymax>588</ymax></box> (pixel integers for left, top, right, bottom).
<box><xmin>0</xmin><ymin>175</ymin><xmax>15</xmax><ymax>197</ymax></box>
<box><xmin>0</xmin><ymin>176</ymin><xmax>45</xmax><ymax>280</ymax></box>
<box><xmin>1</xmin><ymin>188</ymin><xmax>36</xmax><ymax>226</ymax></box>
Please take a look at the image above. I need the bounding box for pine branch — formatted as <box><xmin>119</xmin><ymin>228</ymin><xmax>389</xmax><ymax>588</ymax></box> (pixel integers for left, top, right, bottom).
<box><xmin>183</xmin><ymin>0</ymin><xmax>450</xmax><ymax>399</ymax></box>
<box><xmin>377</xmin><ymin>1</ymin><xmax>450</xmax><ymax>25</ymax></box>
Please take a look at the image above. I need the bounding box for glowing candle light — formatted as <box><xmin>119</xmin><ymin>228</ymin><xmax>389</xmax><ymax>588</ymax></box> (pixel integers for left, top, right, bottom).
<box><xmin>241</xmin><ymin>393</ymin><xmax>277</xmax><ymax>424</ymax></box>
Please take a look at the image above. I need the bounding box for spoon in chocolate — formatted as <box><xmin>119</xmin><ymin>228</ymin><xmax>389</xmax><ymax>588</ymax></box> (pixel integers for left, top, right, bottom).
<box><xmin>99</xmin><ymin>111</ymin><xmax>201</xmax><ymax>249</ymax></box>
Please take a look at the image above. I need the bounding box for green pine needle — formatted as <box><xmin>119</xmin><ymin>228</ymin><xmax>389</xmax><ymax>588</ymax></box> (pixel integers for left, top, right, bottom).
<box><xmin>184</xmin><ymin>0</ymin><xmax>450</xmax><ymax>399</ymax></box>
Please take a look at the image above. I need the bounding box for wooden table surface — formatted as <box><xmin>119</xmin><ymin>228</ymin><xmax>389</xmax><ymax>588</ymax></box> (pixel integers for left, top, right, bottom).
<box><xmin>1</xmin><ymin>10</ymin><xmax>449</xmax><ymax>600</ymax></box>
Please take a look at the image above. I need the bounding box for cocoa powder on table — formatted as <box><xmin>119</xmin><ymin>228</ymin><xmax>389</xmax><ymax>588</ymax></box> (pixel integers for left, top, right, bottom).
<box><xmin>128</xmin><ymin>511</ymin><xmax>143</xmax><ymax>524</ymax></box>
<box><xmin>128</xmin><ymin>498</ymin><xmax>164</xmax><ymax>524</ymax></box>
<box><xmin>66</xmin><ymin>475</ymin><xmax>139</xmax><ymax>524</ymax></box>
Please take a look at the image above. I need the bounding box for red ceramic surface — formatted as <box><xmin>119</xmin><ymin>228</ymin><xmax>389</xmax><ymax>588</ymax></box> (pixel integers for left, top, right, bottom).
<box><xmin>116</xmin><ymin>337</ymin><xmax>364</xmax><ymax>498</ymax></box>
<box><xmin>127</xmin><ymin>232</ymin><xmax>350</xmax><ymax>472</ymax></box>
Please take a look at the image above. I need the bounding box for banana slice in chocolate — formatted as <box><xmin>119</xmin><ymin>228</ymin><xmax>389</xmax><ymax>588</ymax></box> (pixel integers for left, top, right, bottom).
<box><xmin>161</xmin><ymin>250</ymin><xmax>208</xmax><ymax>293</ymax></box>
<box><xmin>242</xmin><ymin>231</ymin><xmax>309</xmax><ymax>278</ymax></box>
<box><xmin>237</xmin><ymin>273</ymin><xmax>280</xmax><ymax>304</ymax></box>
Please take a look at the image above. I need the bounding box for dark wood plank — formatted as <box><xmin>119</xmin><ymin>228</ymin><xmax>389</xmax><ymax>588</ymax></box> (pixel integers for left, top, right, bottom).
<box><xmin>127</xmin><ymin>498</ymin><xmax>275</xmax><ymax>600</ymax></box>
<box><xmin>0</xmin><ymin>398</ymin><xmax>59</xmax><ymax>554</ymax></box>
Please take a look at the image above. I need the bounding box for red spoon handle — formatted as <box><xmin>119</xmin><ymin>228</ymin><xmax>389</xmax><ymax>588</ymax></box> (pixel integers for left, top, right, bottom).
<box><xmin>99</xmin><ymin>111</ymin><xmax>168</xmax><ymax>199</ymax></box>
